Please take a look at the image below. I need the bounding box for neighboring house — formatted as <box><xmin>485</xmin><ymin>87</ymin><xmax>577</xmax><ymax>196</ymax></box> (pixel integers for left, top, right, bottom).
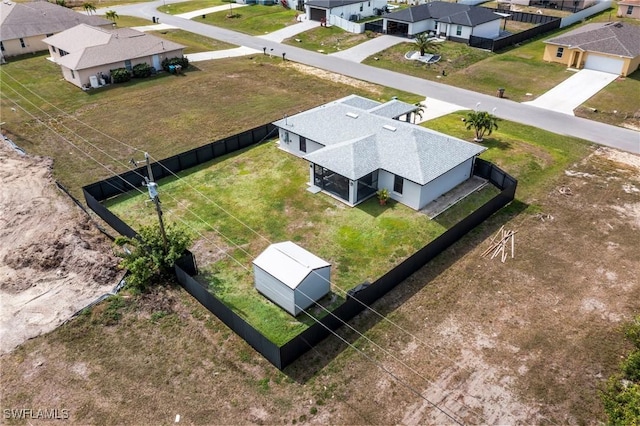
<box><xmin>253</xmin><ymin>241</ymin><xmax>331</xmax><ymax>316</ymax></box>
<box><xmin>305</xmin><ymin>0</ymin><xmax>388</xmax><ymax>22</ymax></box>
<box><xmin>382</xmin><ymin>1</ymin><xmax>502</xmax><ymax>40</ymax></box>
<box><xmin>273</xmin><ymin>95</ymin><xmax>486</xmax><ymax>211</ymax></box>
<box><xmin>43</xmin><ymin>24</ymin><xmax>185</xmax><ymax>89</ymax></box>
<box><xmin>617</xmin><ymin>0</ymin><xmax>640</xmax><ymax>18</ymax></box>
<box><xmin>0</xmin><ymin>1</ymin><xmax>111</xmax><ymax>59</ymax></box>
<box><xmin>542</xmin><ymin>21</ymin><xmax>640</xmax><ymax>76</ymax></box>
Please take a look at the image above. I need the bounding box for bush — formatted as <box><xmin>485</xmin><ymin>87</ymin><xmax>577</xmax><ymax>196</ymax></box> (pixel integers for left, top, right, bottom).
<box><xmin>110</xmin><ymin>67</ymin><xmax>131</xmax><ymax>83</ymax></box>
<box><xmin>132</xmin><ymin>63</ymin><xmax>152</xmax><ymax>78</ymax></box>
<box><xmin>161</xmin><ymin>56</ymin><xmax>189</xmax><ymax>73</ymax></box>
<box><xmin>114</xmin><ymin>224</ymin><xmax>192</xmax><ymax>292</ymax></box>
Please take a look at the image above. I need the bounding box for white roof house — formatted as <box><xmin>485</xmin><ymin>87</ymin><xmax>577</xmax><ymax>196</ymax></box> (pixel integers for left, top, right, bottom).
<box><xmin>43</xmin><ymin>24</ymin><xmax>185</xmax><ymax>88</ymax></box>
<box><xmin>273</xmin><ymin>95</ymin><xmax>486</xmax><ymax>211</ymax></box>
<box><xmin>253</xmin><ymin>242</ymin><xmax>331</xmax><ymax>316</ymax></box>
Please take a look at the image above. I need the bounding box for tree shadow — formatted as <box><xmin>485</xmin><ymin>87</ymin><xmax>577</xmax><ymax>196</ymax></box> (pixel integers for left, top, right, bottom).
<box><xmin>481</xmin><ymin>136</ymin><xmax>511</xmax><ymax>151</ymax></box>
<box><xmin>283</xmin><ymin>199</ymin><xmax>529</xmax><ymax>383</ymax></box>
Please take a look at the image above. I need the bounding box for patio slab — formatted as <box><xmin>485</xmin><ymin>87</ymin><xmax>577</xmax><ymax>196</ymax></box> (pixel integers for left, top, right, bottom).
<box><xmin>420</xmin><ymin>176</ymin><xmax>488</xmax><ymax>219</ymax></box>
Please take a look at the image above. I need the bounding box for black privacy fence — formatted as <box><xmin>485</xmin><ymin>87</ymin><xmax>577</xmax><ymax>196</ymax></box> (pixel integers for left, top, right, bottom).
<box><xmin>83</xmin><ymin>125</ymin><xmax>517</xmax><ymax>370</ymax></box>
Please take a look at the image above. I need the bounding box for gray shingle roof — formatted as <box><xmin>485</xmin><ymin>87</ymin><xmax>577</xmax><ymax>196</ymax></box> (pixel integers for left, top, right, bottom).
<box><xmin>305</xmin><ymin>0</ymin><xmax>363</xmax><ymax>8</ymax></box>
<box><xmin>384</xmin><ymin>1</ymin><xmax>501</xmax><ymax>26</ymax></box>
<box><xmin>273</xmin><ymin>97</ymin><xmax>486</xmax><ymax>185</ymax></box>
<box><xmin>368</xmin><ymin>99</ymin><xmax>419</xmax><ymax>119</ymax></box>
<box><xmin>43</xmin><ymin>24</ymin><xmax>185</xmax><ymax>70</ymax></box>
<box><xmin>544</xmin><ymin>22</ymin><xmax>640</xmax><ymax>58</ymax></box>
<box><xmin>0</xmin><ymin>1</ymin><xmax>111</xmax><ymax>41</ymax></box>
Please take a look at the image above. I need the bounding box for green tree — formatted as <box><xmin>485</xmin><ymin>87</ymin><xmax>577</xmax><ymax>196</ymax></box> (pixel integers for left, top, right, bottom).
<box><xmin>414</xmin><ymin>32</ymin><xmax>437</xmax><ymax>57</ymax></box>
<box><xmin>114</xmin><ymin>224</ymin><xmax>192</xmax><ymax>292</ymax></box>
<box><xmin>602</xmin><ymin>316</ymin><xmax>640</xmax><ymax>425</ymax></box>
<box><xmin>105</xmin><ymin>10</ymin><xmax>119</xmax><ymax>22</ymax></box>
<box><xmin>464</xmin><ymin>110</ymin><xmax>499</xmax><ymax>142</ymax></box>
<box><xmin>413</xmin><ymin>102</ymin><xmax>425</xmax><ymax>124</ymax></box>
<box><xmin>83</xmin><ymin>2</ymin><xmax>96</xmax><ymax>15</ymax></box>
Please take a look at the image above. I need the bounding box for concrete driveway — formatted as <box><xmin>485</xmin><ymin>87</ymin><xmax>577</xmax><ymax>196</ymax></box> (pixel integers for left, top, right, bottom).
<box><xmin>523</xmin><ymin>69</ymin><xmax>619</xmax><ymax>116</ymax></box>
<box><xmin>330</xmin><ymin>35</ymin><xmax>406</xmax><ymax>63</ymax></box>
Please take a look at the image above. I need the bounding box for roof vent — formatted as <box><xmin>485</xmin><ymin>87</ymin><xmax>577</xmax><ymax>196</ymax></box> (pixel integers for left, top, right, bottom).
<box><xmin>346</xmin><ymin>112</ymin><xmax>359</xmax><ymax>119</ymax></box>
<box><xmin>383</xmin><ymin>124</ymin><xmax>397</xmax><ymax>132</ymax></box>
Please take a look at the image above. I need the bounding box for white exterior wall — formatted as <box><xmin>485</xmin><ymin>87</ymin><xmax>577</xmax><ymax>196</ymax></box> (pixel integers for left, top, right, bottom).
<box><xmin>328</xmin><ymin>15</ymin><xmax>366</xmax><ymax>33</ymax></box>
<box><xmin>254</xmin><ymin>266</ymin><xmax>297</xmax><ymax>315</ymax></box>
<box><xmin>2</xmin><ymin>35</ymin><xmax>50</xmax><ymax>57</ymax></box>
<box><xmin>471</xmin><ymin>20</ymin><xmax>500</xmax><ymax>39</ymax></box>
<box><xmin>408</xmin><ymin>20</ymin><xmax>434</xmax><ymax>35</ymax></box>
<box><xmin>378</xmin><ymin>169</ymin><xmax>422</xmax><ymax>210</ymax></box>
<box><xmin>450</xmin><ymin>24</ymin><xmax>473</xmax><ymax>40</ymax></box>
<box><xmin>418</xmin><ymin>158</ymin><xmax>473</xmax><ymax>208</ymax></box>
<box><xmin>278</xmin><ymin>129</ymin><xmax>324</xmax><ymax>156</ymax></box>
<box><xmin>330</xmin><ymin>0</ymin><xmax>385</xmax><ymax>20</ymax></box>
<box><xmin>561</xmin><ymin>1</ymin><xmax>612</xmax><ymax>27</ymax></box>
<box><xmin>293</xmin><ymin>267</ymin><xmax>330</xmax><ymax>315</ymax></box>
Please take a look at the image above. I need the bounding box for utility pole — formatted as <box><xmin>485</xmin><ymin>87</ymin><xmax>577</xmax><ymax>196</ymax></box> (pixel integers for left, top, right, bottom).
<box><xmin>132</xmin><ymin>153</ymin><xmax>168</xmax><ymax>251</ymax></box>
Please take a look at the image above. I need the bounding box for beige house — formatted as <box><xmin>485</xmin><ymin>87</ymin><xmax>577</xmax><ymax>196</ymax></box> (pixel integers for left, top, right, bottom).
<box><xmin>617</xmin><ymin>0</ymin><xmax>640</xmax><ymax>18</ymax></box>
<box><xmin>543</xmin><ymin>22</ymin><xmax>640</xmax><ymax>76</ymax></box>
<box><xmin>0</xmin><ymin>1</ymin><xmax>111</xmax><ymax>60</ymax></box>
<box><xmin>44</xmin><ymin>24</ymin><xmax>185</xmax><ymax>89</ymax></box>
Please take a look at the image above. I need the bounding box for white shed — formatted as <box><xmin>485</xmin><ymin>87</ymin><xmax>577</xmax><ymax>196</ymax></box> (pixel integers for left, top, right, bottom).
<box><xmin>253</xmin><ymin>242</ymin><xmax>331</xmax><ymax>316</ymax></box>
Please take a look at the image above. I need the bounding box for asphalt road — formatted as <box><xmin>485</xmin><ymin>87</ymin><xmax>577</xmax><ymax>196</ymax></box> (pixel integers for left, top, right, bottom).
<box><xmin>109</xmin><ymin>1</ymin><xmax>640</xmax><ymax>154</ymax></box>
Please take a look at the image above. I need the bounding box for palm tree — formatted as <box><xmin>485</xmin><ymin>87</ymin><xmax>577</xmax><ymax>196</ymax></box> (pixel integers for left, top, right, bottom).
<box><xmin>105</xmin><ymin>10</ymin><xmax>119</xmax><ymax>22</ymax></box>
<box><xmin>464</xmin><ymin>111</ymin><xmax>499</xmax><ymax>142</ymax></box>
<box><xmin>414</xmin><ymin>32</ymin><xmax>437</xmax><ymax>57</ymax></box>
<box><xmin>83</xmin><ymin>2</ymin><xmax>96</xmax><ymax>15</ymax></box>
<box><xmin>412</xmin><ymin>102</ymin><xmax>425</xmax><ymax>124</ymax></box>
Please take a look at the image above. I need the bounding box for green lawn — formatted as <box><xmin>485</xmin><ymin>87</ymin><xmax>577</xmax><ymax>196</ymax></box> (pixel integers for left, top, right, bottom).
<box><xmin>158</xmin><ymin>0</ymin><xmax>229</xmax><ymax>14</ymax></box>
<box><xmin>193</xmin><ymin>5</ymin><xmax>298</xmax><ymax>35</ymax></box>
<box><xmin>102</xmin><ymin>15</ymin><xmax>151</xmax><ymax>27</ymax></box>
<box><xmin>149</xmin><ymin>29</ymin><xmax>237</xmax><ymax>53</ymax></box>
<box><xmin>106</xmin><ymin>141</ymin><xmax>476</xmax><ymax>344</ymax></box>
<box><xmin>425</xmin><ymin>111</ymin><xmax>594</xmax><ymax>201</ymax></box>
<box><xmin>0</xmin><ymin>54</ymin><xmax>418</xmax><ymax>197</ymax></box>
<box><xmin>283</xmin><ymin>26</ymin><xmax>377</xmax><ymax>54</ymax></box>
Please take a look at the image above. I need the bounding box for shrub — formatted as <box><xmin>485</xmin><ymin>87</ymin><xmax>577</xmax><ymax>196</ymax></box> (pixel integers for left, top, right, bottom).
<box><xmin>161</xmin><ymin>56</ymin><xmax>189</xmax><ymax>73</ymax></box>
<box><xmin>110</xmin><ymin>67</ymin><xmax>131</xmax><ymax>83</ymax></box>
<box><xmin>114</xmin><ymin>224</ymin><xmax>192</xmax><ymax>292</ymax></box>
<box><xmin>132</xmin><ymin>63</ymin><xmax>152</xmax><ymax>78</ymax></box>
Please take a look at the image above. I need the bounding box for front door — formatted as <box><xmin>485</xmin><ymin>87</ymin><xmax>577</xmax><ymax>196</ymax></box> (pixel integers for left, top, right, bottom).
<box><xmin>152</xmin><ymin>54</ymin><xmax>161</xmax><ymax>71</ymax></box>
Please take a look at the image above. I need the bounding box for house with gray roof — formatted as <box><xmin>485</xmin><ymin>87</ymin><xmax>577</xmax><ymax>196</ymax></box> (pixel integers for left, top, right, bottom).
<box><xmin>304</xmin><ymin>0</ymin><xmax>387</xmax><ymax>23</ymax></box>
<box><xmin>43</xmin><ymin>24</ymin><xmax>185</xmax><ymax>89</ymax></box>
<box><xmin>0</xmin><ymin>1</ymin><xmax>111</xmax><ymax>60</ymax></box>
<box><xmin>382</xmin><ymin>1</ymin><xmax>502</xmax><ymax>40</ymax></box>
<box><xmin>273</xmin><ymin>95</ymin><xmax>486</xmax><ymax>211</ymax></box>
<box><xmin>542</xmin><ymin>22</ymin><xmax>640</xmax><ymax>76</ymax></box>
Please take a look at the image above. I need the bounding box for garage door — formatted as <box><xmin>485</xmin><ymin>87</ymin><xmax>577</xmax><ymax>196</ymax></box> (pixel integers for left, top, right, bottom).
<box><xmin>309</xmin><ymin>7</ymin><xmax>325</xmax><ymax>21</ymax></box>
<box><xmin>584</xmin><ymin>54</ymin><xmax>624</xmax><ymax>75</ymax></box>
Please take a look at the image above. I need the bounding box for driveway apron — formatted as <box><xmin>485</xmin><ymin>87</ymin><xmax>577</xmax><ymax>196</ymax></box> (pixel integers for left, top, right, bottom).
<box><xmin>523</xmin><ymin>69</ymin><xmax>619</xmax><ymax>115</ymax></box>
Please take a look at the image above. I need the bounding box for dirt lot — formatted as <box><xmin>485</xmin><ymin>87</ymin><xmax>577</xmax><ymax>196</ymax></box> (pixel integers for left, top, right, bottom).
<box><xmin>1</xmin><ymin>136</ymin><xmax>638</xmax><ymax>424</ymax></box>
<box><xmin>0</xmin><ymin>140</ymin><xmax>120</xmax><ymax>355</ymax></box>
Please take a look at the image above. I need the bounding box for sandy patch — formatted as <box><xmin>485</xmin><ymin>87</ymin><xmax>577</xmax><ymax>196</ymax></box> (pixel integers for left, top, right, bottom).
<box><xmin>0</xmin><ymin>141</ymin><xmax>120</xmax><ymax>354</ymax></box>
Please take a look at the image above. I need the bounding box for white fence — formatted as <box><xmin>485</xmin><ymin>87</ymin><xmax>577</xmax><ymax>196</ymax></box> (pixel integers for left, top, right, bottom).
<box><xmin>561</xmin><ymin>0</ymin><xmax>612</xmax><ymax>27</ymax></box>
<box><xmin>329</xmin><ymin>14</ymin><xmax>366</xmax><ymax>33</ymax></box>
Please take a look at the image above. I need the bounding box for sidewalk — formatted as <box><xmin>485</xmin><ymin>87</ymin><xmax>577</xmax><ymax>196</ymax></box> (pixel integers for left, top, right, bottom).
<box><xmin>175</xmin><ymin>3</ymin><xmax>248</xmax><ymax>19</ymax></box>
<box><xmin>186</xmin><ymin>46</ymin><xmax>261</xmax><ymax>62</ymax></box>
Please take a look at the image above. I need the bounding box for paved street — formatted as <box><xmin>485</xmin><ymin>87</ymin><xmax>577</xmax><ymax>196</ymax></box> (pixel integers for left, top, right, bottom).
<box><xmin>105</xmin><ymin>1</ymin><xmax>640</xmax><ymax>154</ymax></box>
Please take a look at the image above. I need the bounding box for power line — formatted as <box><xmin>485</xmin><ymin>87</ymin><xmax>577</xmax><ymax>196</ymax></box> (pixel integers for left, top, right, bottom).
<box><xmin>3</xmin><ymin>73</ymin><xmax>489</xmax><ymax>422</ymax></box>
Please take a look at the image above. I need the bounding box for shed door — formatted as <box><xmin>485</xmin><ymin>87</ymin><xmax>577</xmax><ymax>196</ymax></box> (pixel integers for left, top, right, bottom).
<box><xmin>309</xmin><ymin>7</ymin><xmax>325</xmax><ymax>21</ymax></box>
<box><xmin>584</xmin><ymin>55</ymin><xmax>624</xmax><ymax>75</ymax></box>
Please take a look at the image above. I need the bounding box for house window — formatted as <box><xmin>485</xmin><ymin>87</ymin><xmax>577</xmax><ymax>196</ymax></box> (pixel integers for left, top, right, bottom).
<box><xmin>0</xmin><ymin>42</ymin><xmax>4</xmax><ymax>52</ymax></box>
<box><xmin>283</xmin><ymin>131</ymin><xmax>290</xmax><ymax>143</ymax></box>
<box><xmin>70</xmin><ymin>69</ymin><xmax>75</xmax><ymax>79</ymax></box>
<box><xmin>59</xmin><ymin>49</ymin><xmax>68</xmax><ymax>56</ymax></box>
<box><xmin>456</xmin><ymin>25</ymin><xmax>462</xmax><ymax>36</ymax></box>
<box><xmin>627</xmin><ymin>5</ymin><xmax>634</xmax><ymax>14</ymax></box>
<box><xmin>368</xmin><ymin>0</ymin><xmax>370</xmax><ymax>5</ymax></box>
<box><xmin>52</xmin><ymin>46</ymin><xmax>57</xmax><ymax>53</ymax></box>
<box><xmin>359</xmin><ymin>3</ymin><xmax>363</xmax><ymax>11</ymax></box>
<box><xmin>19</xmin><ymin>38</ymin><xmax>25</xmax><ymax>48</ymax></box>
<box><xmin>299</xmin><ymin>137</ymin><xmax>306</xmax><ymax>153</ymax></box>
<box><xmin>125</xmin><ymin>60</ymin><xmax>132</xmax><ymax>71</ymax></box>
<box><xmin>393</xmin><ymin>175</ymin><xmax>403</xmax><ymax>194</ymax></box>
<box><xmin>556</xmin><ymin>47</ymin><xmax>564</xmax><ymax>58</ymax></box>
<box><xmin>46</xmin><ymin>33</ymin><xmax>53</xmax><ymax>37</ymax></box>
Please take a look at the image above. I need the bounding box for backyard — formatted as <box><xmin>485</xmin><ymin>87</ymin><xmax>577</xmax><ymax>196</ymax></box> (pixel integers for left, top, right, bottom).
<box><xmin>104</xmin><ymin>140</ymin><xmax>498</xmax><ymax>344</ymax></box>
